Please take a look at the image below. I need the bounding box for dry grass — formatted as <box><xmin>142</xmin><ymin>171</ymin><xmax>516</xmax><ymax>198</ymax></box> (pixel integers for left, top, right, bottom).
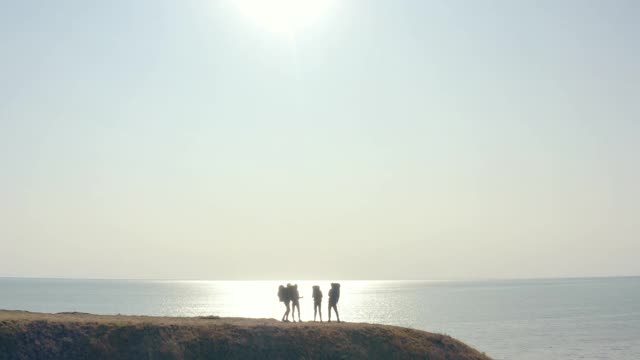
<box><xmin>0</xmin><ymin>310</ymin><xmax>491</xmax><ymax>360</ymax></box>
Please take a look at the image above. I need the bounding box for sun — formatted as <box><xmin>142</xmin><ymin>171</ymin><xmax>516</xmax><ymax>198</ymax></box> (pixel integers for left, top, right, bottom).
<box><xmin>232</xmin><ymin>0</ymin><xmax>335</xmax><ymax>34</ymax></box>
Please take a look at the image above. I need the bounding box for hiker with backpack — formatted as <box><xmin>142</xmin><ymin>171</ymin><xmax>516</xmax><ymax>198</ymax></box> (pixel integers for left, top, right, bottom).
<box><xmin>290</xmin><ymin>284</ymin><xmax>303</xmax><ymax>322</ymax></box>
<box><xmin>278</xmin><ymin>284</ymin><xmax>291</xmax><ymax>322</ymax></box>
<box><xmin>312</xmin><ymin>285</ymin><xmax>323</xmax><ymax>322</ymax></box>
<box><xmin>328</xmin><ymin>283</ymin><xmax>341</xmax><ymax>322</ymax></box>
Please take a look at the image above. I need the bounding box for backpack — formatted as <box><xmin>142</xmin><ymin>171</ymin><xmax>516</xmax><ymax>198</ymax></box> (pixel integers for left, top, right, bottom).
<box><xmin>312</xmin><ymin>285</ymin><xmax>322</xmax><ymax>300</ymax></box>
<box><xmin>329</xmin><ymin>283</ymin><xmax>340</xmax><ymax>304</ymax></box>
<box><xmin>278</xmin><ymin>285</ymin><xmax>286</xmax><ymax>302</ymax></box>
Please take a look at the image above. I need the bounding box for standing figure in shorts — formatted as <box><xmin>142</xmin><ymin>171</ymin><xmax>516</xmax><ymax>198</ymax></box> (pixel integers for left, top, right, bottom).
<box><xmin>328</xmin><ymin>283</ymin><xmax>341</xmax><ymax>323</ymax></box>
<box><xmin>312</xmin><ymin>285</ymin><xmax>323</xmax><ymax>322</ymax></box>
<box><xmin>278</xmin><ymin>284</ymin><xmax>291</xmax><ymax>322</ymax></box>
<box><xmin>290</xmin><ymin>284</ymin><xmax>302</xmax><ymax>322</ymax></box>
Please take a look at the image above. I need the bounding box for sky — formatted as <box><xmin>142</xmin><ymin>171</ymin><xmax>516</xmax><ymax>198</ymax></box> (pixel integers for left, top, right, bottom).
<box><xmin>1</xmin><ymin>0</ymin><xmax>638</xmax><ymax>280</ymax></box>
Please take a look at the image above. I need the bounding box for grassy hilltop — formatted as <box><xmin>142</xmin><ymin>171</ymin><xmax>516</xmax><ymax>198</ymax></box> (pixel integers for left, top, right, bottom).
<box><xmin>0</xmin><ymin>310</ymin><xmax>490</xmax><ymax>360</ymax></box>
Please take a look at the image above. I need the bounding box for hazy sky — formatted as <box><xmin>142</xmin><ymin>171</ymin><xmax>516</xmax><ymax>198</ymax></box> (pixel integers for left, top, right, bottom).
<box><xmin>1</xmin><ymin>0</ymin><xmax>638</xmax><ymax>280</ymax></box>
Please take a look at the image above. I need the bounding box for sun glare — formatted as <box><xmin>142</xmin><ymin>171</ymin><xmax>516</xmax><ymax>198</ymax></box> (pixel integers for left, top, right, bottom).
<box><xmin>232</xmin><ymin>0</ymin><xmax>335</xmax><ymax>34</ymax></box>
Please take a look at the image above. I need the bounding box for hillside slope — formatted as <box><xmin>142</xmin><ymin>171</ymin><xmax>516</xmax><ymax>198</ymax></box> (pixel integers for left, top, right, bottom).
<box><xmin>0</xmin><ymin>310</ymin><xmax>490</xmax><ymax>360</ymax></box>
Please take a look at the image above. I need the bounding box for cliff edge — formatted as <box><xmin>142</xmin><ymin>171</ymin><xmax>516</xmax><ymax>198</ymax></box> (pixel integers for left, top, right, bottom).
<box><xmin>0</xmin><ymin>310</ymin><xmax>490</xmax><ymax>360</ymax></box>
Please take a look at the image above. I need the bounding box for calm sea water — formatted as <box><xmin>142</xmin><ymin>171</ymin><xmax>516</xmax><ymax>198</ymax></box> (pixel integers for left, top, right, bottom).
<box><xmin>1</xmin><ymin>277</ymin><xmax>638</xmax><ymax>359</ymax></box>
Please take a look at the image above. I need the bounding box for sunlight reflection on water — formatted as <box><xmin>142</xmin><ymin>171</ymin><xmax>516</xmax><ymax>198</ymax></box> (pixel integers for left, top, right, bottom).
<box><xmin>152</xmin><ymin>280</ymin><xmax>391</xmax><ymax>322</ymax></box>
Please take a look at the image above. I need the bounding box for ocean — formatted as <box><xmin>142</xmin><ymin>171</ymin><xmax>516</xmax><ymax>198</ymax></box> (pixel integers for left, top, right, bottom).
<box><xmin>1</xmin><ymin>277</ymin><xmax>638</xmax><ymax>359</ymax></box>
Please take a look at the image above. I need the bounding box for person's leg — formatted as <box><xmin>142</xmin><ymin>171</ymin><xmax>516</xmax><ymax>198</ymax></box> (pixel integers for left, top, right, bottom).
<box><xmin>292</xmin><ymin>303</ymin><xmax>297</xmax><ymax>322</ymax></box>
<box><xmin>287</xmin><ymin>303</ymin><xmax>291</xmax><ymax>321</ymax></box>
<box><xmin>319</xmin><ymin>303</ymin><xmax>323</xmax><ymax>322</ymax></box>
<box><xmin>314</xmin><ymin>304</ymin><xmax>318</xmax><ymax>321</ymax></box>
<box><xmin>328</xmin><ymin>303</ymin><xmax>332</xmax><ymax>322</ymax></box>
<box><xmin>283</xmin><ymin>302</ymin><xmax>290</xmax><ymax>321</ymax></box>
<box><xmin>334</xmin><ymin>305</ymin><xmax>340</xmax><ymax>323</ymax></box>
<box><xmin>297</xmin><ymin>302</ymin><xmax>301</xmax><ymax>321</ymax></box>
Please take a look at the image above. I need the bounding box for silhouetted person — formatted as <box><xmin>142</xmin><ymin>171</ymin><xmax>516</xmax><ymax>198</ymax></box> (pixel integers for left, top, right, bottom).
<box><xmin>328</xmin><ymin>283</ymin><xmax>340</xmax><ymax>322</ymax></box>
<box><xmin>290</xmin><ymin>284</ymin><xmax>302</xmax><ymax>322</ymax></box>
<box><xmin>279</xmin><ymin>284</ymin><xmax>291</xmax><ymax>322</ymax></box>
<box><xmin>312</xmin><ymin>285</ymin><xmax>323</xmax><ymax>322</ymax></box>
